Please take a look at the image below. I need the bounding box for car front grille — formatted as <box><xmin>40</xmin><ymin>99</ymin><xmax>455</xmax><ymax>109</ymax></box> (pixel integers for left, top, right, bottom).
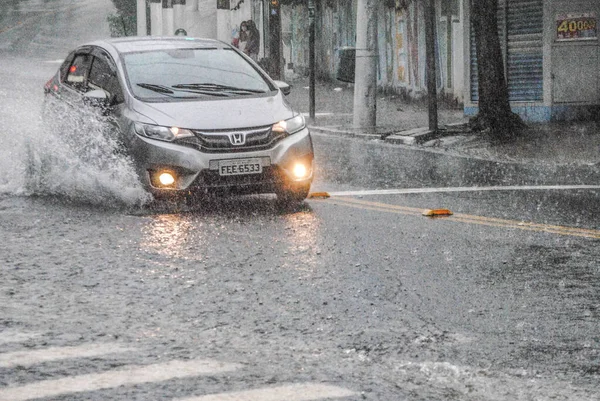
<box><xmin>191</xmin><ymin>165</ymin><xmax>281</xmax><ymax>190</ymax></box>
<box><xmin>176</xmin><ymin>125</ymin><xmax>287</xmax><ymax>153</ymax></box>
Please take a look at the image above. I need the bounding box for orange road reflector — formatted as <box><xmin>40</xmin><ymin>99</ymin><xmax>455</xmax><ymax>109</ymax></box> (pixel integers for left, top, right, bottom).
<box><xmin>422</xmin><ymin>209</ymin><xmax>453</xmax><ymax>217</ymax></box>
<box><xmin>308</xmin><ymin>192</ymin><xmax>331</xmax><ymax>199</ymax></box>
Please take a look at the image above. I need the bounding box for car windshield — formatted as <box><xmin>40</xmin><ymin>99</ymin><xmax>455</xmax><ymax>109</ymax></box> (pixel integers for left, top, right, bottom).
<box><xmin>122</xmin><ymin>47</ymin><xmax>272</xmax><ymax>101</ymax></box>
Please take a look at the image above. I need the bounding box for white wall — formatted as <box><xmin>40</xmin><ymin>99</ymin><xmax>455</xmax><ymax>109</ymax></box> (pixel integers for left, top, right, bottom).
<box><xmin>182</xmin><ymin>0</ymin><xmax>217</xmax><ymax>38</ymax></box>
<box><xmin>149</xmin><ymin>0</ymin><xmax>265</xmax><ymax>48</ymax></box>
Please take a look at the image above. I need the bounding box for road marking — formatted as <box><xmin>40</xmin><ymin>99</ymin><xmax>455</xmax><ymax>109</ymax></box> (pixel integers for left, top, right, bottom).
<box><xmin>0</xmin><ymin>330</ymin><xmax>42</xmax><ymax>345</ymax></box>
<box><xmin>0</xmin><ymin>343</ymin><xmax>134</xmax><ymax>368</ymax></box>
<box><xmin>43</xmin><ymin>59</ymin><xmax>65</xmax><ymax>64</ymax></box>
<box><xmin>327</xmin><ymin>197</ymin><xmax>600</xmax><ymax>239</ymax></box>
<box><xmin>176</xmin><ymin>383</ymin><xmax>356</xmax><ymax>401</ymax></box>
<box><xmin>0</xmin><ymin>359</ymin><xmax>242</xmax><ymax>401</ymax></box>
<box><xmin>0</xmin><ymin>20</ymin><xmax>25</xmax><ymax>34</ymax></box>
<box><xmin>326</xmin><ymin>185</ymin><xmax>600</xmax><ymax>197</ymax></box>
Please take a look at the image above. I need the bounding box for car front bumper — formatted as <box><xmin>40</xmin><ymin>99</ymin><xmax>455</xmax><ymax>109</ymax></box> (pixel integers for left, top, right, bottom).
<box><xmin>130</xmin><ymin>127</ymin><xmax>314</xmax><ymax>197</ymax></box>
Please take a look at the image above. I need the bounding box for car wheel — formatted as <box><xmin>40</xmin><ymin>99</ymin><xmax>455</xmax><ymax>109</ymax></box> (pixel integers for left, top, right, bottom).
<box><xmin>275</xmin><ymin>183</ymin><xmax>311</xmax><ymax>205</ymax></box>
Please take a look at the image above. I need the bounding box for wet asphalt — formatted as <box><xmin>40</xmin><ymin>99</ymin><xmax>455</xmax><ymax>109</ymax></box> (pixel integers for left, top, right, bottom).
<box><xmin>1</xmin><ymin>1</ymin><xmax>600</xmax><ymax>400</ymax></box>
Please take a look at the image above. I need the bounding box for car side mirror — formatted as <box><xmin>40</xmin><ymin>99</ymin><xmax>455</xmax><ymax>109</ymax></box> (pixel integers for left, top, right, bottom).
<box><xmin>83</xmin><ymin>89</ymin><xmax>109</xmax><ymax>107</ymax></box>
<box><xmin>83</xmin><ymin>89</ymin><xmax>117</xmax><ymax>115</ymax></box>
<box><xmin>274</xmin><ymin>80</ymin><xmax>291</xmax><ymax>96</ymax></box>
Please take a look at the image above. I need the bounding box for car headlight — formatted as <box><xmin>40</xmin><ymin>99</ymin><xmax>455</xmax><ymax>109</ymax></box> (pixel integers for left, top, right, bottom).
<box><xmin>134</xmin><ymin>123</ymin><xmax>194</xmax><ymax>142</ymax></box>
<box><xmin>272</xmin><ymin>114</ymin><xmax>305</xmax><ymax>135</ymax></box>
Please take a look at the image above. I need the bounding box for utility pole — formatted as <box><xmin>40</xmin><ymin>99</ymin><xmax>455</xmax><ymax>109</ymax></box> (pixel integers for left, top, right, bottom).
<box><xmin>149</xmin><ymin>0</ymin><xmax>162</xmax><ymax>36</ymax></box>
<box><xmin>353</xmin><ymin>0</ymin><xmax>377</xmax><ymax>130</ymax></box>
<box><xmin>269</xmin><ymin>0</ymin><xmax>282</xmax><ymax>80</ymax></box>
<box><xmin>162</xmin><ymin>0</ymin><xmax>174</xmax><ymax>36</ymax></box>
<box><xmin>308</xmin><ymin>0</ymin><xmax>315</xmax><ymax>123</ymax></box>
<box><xmin>173</xmin><ymin>0</ymin><xmax>186</xmax><ymax>34</ymax></box>
<box><xmin>137</xmin><ymin>0</ymin><xmax>147</xmax><ymax>36</ymax></box>
<box><xmin>425</xmin><ymin>0</ymin><xmax>438</xmax><ymax>131</ymax></box>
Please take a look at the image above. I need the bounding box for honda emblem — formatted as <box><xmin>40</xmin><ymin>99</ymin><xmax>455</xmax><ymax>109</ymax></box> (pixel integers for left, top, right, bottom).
<box><xmin>229</xmin><ymin>133</ymin><xmax>245</xmax><ymax>145</ymax></box>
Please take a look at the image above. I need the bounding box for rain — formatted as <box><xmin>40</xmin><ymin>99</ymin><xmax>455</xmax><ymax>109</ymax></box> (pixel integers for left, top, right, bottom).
<box><xmin>1</xmin><ymin>1</ymin><xmax>599</xmax><ymax>400</ymax></box>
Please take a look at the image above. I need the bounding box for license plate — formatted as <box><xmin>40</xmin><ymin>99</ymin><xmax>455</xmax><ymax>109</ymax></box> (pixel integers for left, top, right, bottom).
<box><xmin>218</xmin><ymin>158</ymin><xmax>263</xmax><ymax>176</ymax></box>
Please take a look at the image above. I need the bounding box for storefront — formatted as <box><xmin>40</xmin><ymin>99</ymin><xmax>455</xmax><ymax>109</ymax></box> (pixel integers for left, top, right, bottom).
<box><xmin>464</xmin><ymin>0</ymin><xmax>600</xmax><ymax>122</ymax></box>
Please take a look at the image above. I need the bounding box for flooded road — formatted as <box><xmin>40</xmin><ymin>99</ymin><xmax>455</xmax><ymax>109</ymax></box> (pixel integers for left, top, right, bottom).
<box><xmin>2</xmin><ymin>187</ymin><xmax>599</xmax><ymax>400</ymax></box>
<box><xmin>1</xmin><ymin>1</ymin><xmax>600</xmax><ymax>400</ymax></box>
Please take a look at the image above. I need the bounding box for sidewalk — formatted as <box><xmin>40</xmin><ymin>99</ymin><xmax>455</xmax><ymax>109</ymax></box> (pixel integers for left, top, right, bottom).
<box><xmin>285</xmin><ymin>78</ymin><xmax>600</xmax><ymax>168</ymax></box>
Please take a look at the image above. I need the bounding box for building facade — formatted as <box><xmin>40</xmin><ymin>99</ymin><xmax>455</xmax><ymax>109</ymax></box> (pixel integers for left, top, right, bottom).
<box><xmin>145</xmin><ymin>0</ymin><xmax>466</xmax><ymax>103</ymax></box>
<box><xmin>281</xmin><ymin>0</ymin><xmax>465</xmax><ymax>103</ymax></box>
<box><xmin>465</xmin><ymin>0</ymin><xmax>599</xmax><ymax>121</ymax></box>
<box><xmin>144</xmin><ymin>0</ymin><xmax>600</xmax><ymax>122</ymax></box>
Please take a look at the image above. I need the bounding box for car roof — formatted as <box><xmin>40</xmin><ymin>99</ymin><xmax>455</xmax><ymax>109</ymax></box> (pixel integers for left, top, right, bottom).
<box><xmin>86</xmin><ymin>36</ymin><xmax>228</xmax><ymax>54</ymax></box>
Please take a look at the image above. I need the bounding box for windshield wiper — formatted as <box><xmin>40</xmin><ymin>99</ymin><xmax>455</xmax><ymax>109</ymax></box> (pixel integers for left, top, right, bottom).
<box><xmin>137</xmin><ymin>82</ymin><xmax>229</xmax><ymax>97</ymax></box>
<box><xmin>136</xmin><ymin>83</ymin><xmax>175</xmax><ymax>94</ymax></box>
<box><xmin>172</xmin><ymin>83</ymin><xmax>266</xmax><ymax>94</ymax></box>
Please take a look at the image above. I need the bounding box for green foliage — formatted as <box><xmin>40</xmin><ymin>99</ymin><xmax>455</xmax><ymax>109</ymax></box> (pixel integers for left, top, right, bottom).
<box><xmin>111</xmin><ymin>0</ymin><xmax>136</xmax><ymax>15</ymax></box>
<box><xmin>278</xmin><ymin>0</ymin><xmax>412</xmax><ymax>9</ymax></box>
<box><xmin>394</xmin><ymin>0</ymin><xmax>413</xmax><ymax>9</ymax></box>
<box><xmin>108</xmin><ymin>13</ymin><xmax>136</xmax><ymax>37</ymax></box>
<box><xmin>108</xmin><ymin>0</ymin><xmax>137</xmax><ymax>37</ymax></box>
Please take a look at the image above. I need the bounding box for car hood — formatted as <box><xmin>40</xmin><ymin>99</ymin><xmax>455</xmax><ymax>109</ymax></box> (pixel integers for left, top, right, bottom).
<box><xmin>131</xmin><ymin>92</ymin><xmax>296</xmax><ymax>130</ymax></box>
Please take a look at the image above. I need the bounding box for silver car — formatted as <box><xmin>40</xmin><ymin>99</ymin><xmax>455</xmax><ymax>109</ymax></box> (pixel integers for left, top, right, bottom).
<box><xmin>43</xmin><ymin>37</ymin><xmax>314</xmax><ymax>203</ymax></box>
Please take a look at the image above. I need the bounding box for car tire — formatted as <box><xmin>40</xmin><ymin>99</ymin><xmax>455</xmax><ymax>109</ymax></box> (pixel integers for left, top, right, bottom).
<box><xmin>275</xmin><ymin>183</ymin><xmax>311</xmax><ymax>205</ymax></box>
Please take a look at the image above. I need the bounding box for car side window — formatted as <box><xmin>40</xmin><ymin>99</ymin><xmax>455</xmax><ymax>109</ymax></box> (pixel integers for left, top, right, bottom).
<box><xmin>59</xmin><ymin>52</ymin><xmax>75</xmax><ymax>80</ymax></box>
<box><xmin>65</xmin><ymin>53</ymin><xmax>92</xmax><ymax>91</ymax></box>
<box><xmin>88</xmin><ymin>55</ymin><xmax>124</xmax><ymax>104</ymax></box>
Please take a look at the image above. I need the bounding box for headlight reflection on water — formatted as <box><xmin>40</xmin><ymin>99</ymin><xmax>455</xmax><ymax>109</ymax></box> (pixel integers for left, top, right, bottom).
<box><xmin>138</xmin><ymin>204</ymin><xmax>323</xmax><ymax>278</ymax></box>
<box><xmin>281</xmin><ymin>211</ymin><xmax>322</xmax><ymax>274</ymax></box>
<box><xmin>141</xmin><ymin>214</ymin><xmax>194</xmax><ymax>261</ymax></box>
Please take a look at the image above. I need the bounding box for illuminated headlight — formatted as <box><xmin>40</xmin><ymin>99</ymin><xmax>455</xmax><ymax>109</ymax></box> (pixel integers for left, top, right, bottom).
<box><xmin>159</xmin><ymin>172</ymin><xmax>175</xmax><ymax>186</ymax></box>
<box><xmin>134</xmin><ymin>123</ymin><xmax>194</xmax><ymax>142</ymax></box>
<box><xmin>272</xmin><ymin>114</ymin><xmax>306</xmax><ymax>135</ymax></box>
<box><xmin>149</xmin><ymin>170</ymin><xmax>177</xmax><ymax>188</ymax></box>
<box><xmin>292</xmin><ymin>163</ymin><xmax>309</xmax><ymax>179</ymax></box>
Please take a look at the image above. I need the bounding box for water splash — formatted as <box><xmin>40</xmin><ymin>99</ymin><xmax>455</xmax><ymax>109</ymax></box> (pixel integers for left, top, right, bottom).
<box><xmin>0</xmin><ymin>87</ymin><xmax>151</xmax><ymax>207</ymax></box>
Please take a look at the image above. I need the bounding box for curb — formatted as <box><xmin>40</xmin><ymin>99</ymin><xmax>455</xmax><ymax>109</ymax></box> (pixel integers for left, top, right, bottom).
<box><xmin>385</xmin><ymin>127</ymin><xmax>438</xmax><ymax>145</ymax></box>
<box><xmin>309</xmin><ymin>125</ymin><xmax>464</xmax><ymax>145</ymax></box>
<box><xmin>308</xmin><ymin>126</ymin><xmax>389</xmax><ymax>140</ymax></box>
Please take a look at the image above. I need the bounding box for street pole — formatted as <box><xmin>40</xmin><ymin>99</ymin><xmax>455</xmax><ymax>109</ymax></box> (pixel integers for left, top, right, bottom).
<box><xmin>173</xmin><ymin>0</ymin><xmax>186</xmax><ymax>34</ymax></box>
<box><xmin>308</xmin><ymin>0</ymin><xmax>315</xmax><ymax>123</ymax></box>
<box><xmin>269</xmin><ymin>1</ymin><xmax>282</xmax><ymax>80</ymax></box>
<box><xmin>149</xmin><ymin>0</ymin><xmax>162</xmax><ymax>36</ymax></box>
<box><xmin>425</xmin><ymin>0</ymin><xmax>438</xmax><ymax>131</ymax></box>
<box><xmin>137</xmin><ymin>0</ymin><xmax>147</xmax><ymax>36</ymax></box>
<box><xmin>353</xmin><ymin>0</ymin><xmax>377</xmax><ymax>131</ymax></box>
<box><xmin>162</xmin><ymin>0</ymin><xmax>174</xmax><ymax>36</ymax></box>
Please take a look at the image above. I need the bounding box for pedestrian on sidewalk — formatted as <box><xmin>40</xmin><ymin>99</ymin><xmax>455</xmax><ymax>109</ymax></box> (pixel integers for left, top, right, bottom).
<box><xmin>244</xmin><ymin>20</ymin><xmax>260</xmax><ymax>61</ymax></box>
<box><xmin>231</xmin><ymin>24</ymin><xmax>240</xmax><ymax>48</ymax></box>
<box><xmin>237</xmin><ymin>21</ymin><xmax>249</xmax><ymax>53</ymax></box>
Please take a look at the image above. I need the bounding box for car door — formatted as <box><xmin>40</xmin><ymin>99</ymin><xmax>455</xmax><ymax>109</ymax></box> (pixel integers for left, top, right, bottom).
<box><xmin>61</xmin><ymin>49</ymin><xmax>94</xmax><ymax>107</ymax></box>
<box><xmin>87</xmin><ymin>47</ymin><xmax>128</xmax><ymax>152</ymax></box>
<box><xmin>56</xmin><ymin>47</ymin><xmax>126</xmax><ymax>163</ymax></box>
<box><xmin>40</xmin><ymin>49</ymin><xmax>94</xmax><ymax>148</ymax></box>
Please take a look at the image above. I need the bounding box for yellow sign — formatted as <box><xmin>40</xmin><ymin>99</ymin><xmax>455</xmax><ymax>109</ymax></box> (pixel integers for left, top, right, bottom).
<box><xmin>556</xmin><ymin>12</ymin><xmax>597</xmax><ymax>40</ymax></box>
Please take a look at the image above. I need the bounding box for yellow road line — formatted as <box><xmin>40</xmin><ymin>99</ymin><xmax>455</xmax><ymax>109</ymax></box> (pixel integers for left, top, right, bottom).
<box><xmin>325</xmin><ymin>197</ymin><xmax>600</xmax><ymax>239</ymax></box>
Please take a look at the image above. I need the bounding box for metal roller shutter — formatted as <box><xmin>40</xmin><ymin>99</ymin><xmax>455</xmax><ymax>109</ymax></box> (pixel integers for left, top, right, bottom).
<box><xmin>507</xmin><ymin>0</ymin><xmax>543</xmax><ymax>101</ymax></box>
<box><xmin>470</xmin><ymin>0</ymin><xmax>543</xmax><ymax>102</ymax></box>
